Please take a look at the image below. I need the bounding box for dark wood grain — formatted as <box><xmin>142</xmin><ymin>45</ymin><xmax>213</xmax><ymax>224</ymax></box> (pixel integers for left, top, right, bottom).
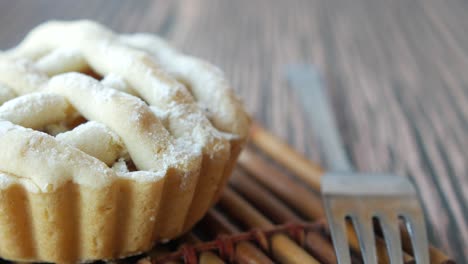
<box><xmin>0</xmin><ymin>0</ymin><xmax>466</xmax><ymax>262</ymax></box>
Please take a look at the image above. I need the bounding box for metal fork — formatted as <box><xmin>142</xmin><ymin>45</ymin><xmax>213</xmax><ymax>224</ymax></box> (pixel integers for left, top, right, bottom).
<box><xmin>287</xmin><ymin>65</ymin><xmax>430</xmax><ymax>264</ymax></box>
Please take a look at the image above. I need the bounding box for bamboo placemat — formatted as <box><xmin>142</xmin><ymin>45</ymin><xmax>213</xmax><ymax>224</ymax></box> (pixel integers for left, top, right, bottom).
<box><xmin>120</xmin><ymin>123</ymin><xmax>454</xmax><ymax>264</ymax></box>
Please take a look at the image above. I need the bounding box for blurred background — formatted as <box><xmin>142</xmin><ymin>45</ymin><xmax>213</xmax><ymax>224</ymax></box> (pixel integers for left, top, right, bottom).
<box><xmin>0</xmin><ymin>0</ymin><xmax>466</xmax><ymax>262</ymax></box>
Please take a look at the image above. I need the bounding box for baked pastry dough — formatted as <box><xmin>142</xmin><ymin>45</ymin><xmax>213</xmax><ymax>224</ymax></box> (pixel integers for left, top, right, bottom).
<box><xmin>0</xmin><ymin>20</ymin><xmax>250</xmax><ymax>262</ymax></box>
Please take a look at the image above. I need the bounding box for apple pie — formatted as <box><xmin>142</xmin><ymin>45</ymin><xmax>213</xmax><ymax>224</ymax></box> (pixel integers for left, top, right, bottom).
<box><xmin>0</xmin><ymin>20</ymin><xmax>250</xmax><ymax>262</ymax></box>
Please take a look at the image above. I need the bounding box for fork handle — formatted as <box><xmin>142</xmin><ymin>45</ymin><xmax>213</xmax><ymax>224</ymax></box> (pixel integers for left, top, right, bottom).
<box><xmin>287</xmin><ymin>64</ymin><xmax>353</xmax><ymax>172</ymax></box>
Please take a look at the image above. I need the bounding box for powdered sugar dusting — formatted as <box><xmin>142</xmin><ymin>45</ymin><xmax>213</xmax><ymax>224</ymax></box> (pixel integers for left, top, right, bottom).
<box><xmin>15</xmin><ymin>59</ymin><xmax>48</xmax><ymax>90</ymax></box>
<box><xmin>0</xmin><ymin>172</ymin><xmax>40</xmax><ymax>192</ymax></box>
<box><xmin>112</xmin><ymin>158</ymin><xmax>129</xmax><ymax>174</ymax></box>
<box><xmin>0</xmin><ymin>20</ymin><xmax>250</xmax><ymax>199</ymax></box>
<box><xmin>0</xmin><ymin>82</ymin><xmax>17</xmax><ymax>105</ymax></box>
<box><xmin>0</xmin><ymin>120</ymin><xmax>15</xmax><ymax>137</ymax></box>
<box><xmin>101</xmin><ymin>73</ymin><xmax>135</xmax><ymax>95</ymax></box>
<box><xmin>0</xmin><ymin>93</ymin><xmax>65</xmax><ymax>116</ymax></box>
<box><xmin>0</xmin><ymin>92</ymin><xmax>69</xmax><ymax>130</ymax></box>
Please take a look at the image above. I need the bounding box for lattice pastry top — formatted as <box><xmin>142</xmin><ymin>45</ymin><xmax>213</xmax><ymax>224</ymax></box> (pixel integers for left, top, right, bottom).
<box><xmin>0</xmin><ymin>20</ymin><xmax>250</xmax><ymax>192</ymax></box>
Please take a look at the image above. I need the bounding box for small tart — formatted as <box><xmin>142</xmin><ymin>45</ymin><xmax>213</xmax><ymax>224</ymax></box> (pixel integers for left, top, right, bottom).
<box><xmin>0</xmin><ymin>20</ymin><xmax>250</xmax><ymax>263</ymax></box>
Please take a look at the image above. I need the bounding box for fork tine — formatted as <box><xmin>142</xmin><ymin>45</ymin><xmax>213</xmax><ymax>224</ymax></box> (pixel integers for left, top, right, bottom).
<box><xmin>326</xmin><ymin>211</ymin><xmax>352</xmax><ymax>264</ymax></box>
<box><xmin>378</xmin><ymin>213</ymin><xmax>404</xmax><ymax>264</ymax></box>
<box><xmin>403</xmin><ymin>212</ymin><xmax>430</xmax><ymax>264</ymax></box>
<box><xmin>352</xmin><ymin>215</ymin><xmax>378</xmax><ymax>264</ymax></box>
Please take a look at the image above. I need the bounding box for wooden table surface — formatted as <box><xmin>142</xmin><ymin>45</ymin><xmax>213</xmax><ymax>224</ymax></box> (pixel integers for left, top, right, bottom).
<box><xmin>0</xmin><ymin>0</ymin><xmax>466</xmax><ymax>262</ymax></box>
